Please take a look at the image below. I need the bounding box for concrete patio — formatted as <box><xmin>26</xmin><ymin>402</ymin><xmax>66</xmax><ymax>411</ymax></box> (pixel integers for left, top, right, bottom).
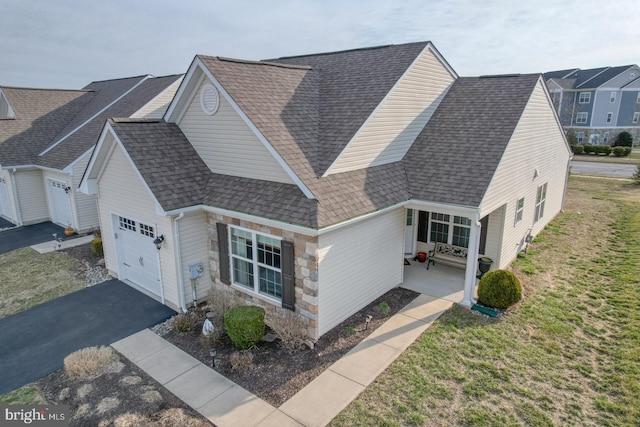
<box><xmin>401</xmin><ymin>259</ymin><xmax>475</xmax><ymax>303</ymax></box>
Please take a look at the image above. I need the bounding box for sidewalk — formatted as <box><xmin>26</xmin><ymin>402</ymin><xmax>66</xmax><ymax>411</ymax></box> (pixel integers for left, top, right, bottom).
<box><xmin>31</xmin><ymin>234</ymin><xmax>94</xmax><ymax>253</ymax></box>
<box><xmin>112</xmin><ymin>293</ymin><xmax>452</xmax><ymax>427</ymax></box>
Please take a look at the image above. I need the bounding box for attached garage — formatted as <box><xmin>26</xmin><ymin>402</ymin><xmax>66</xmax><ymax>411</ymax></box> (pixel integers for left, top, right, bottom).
<box><xmin>47</xmin><ymin>179</ymin><xmax>74</xmax><ymax>228</ymax></box>
<box><xmin>0</xmin><ymin>176</ymin><xmax>12</xmax><ymax>221</ymax></box>
<box><xmin>113</xmin><ymin>214</ymin><xmax>163</xmax><ymax>300</ymax></box>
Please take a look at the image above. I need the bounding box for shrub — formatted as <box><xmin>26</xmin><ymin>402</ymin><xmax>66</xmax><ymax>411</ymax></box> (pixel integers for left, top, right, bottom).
<box><xmin>624</xmin><ymin>147</ymin><xmax>632</xmax><ymax>156</ymax></box>
<box><xmin>595</xmin><ymin>145</ymin><xmax>611</xmax><ymax>156</ymax></box>
<box><xmin>614</xmin><ymin>131</ymin><xmax>633</xmax><ymax>147</ymax></box>
<box><xmin>224</xmin><ymin>306</ymin><xmax>265</xmax><ymax>349</ymax></box>
<box><xmin>91</xmin><ymin>237</ymin><xmax>103</xmax><ymax>256</ymax></box>
<box><xmin>566</xmin><ymin>130</ymin><xmax>578</xmax><ymax>146</ymax></box>
<box><xmin>571</xmin><ymin>144</ymin><xmax>584</xmax><ymax>155</ymax></box>
<box><xmin>613</xmin><ymin>146</ymin><xmax>627</xmax><ymax>157</ymax></box>
<box><xmin>477</xmin><ymin>270</ymin><xmax>522</xmax><ymax>309</ymax></box>
<box><xmin>64</xmin><ymin>346</ymin><xmax>117</xmax><ymax>379</ymax></box>
<box><xmin>268</xmin><ymin>313</ymin><xmax>308</xmax><ymax>353</ymax></box>
<box><xmin>229</xmin><ymin>350</ymin><xmax>254</xmax><ymax>372</ymax></box>
<box><xmin>583</xmin><ymin>144</ymin><xmax>594</xmax><ymax>154</ymax></box>
<box><xmin>172</xmin><ymin>311</ymin><xmax>197</xmax><ymax>334</ymax></box>
<box><xmin>633</xmin><ymin>165</ymin><xmax>640</xmax><ymax>185</ymax></box>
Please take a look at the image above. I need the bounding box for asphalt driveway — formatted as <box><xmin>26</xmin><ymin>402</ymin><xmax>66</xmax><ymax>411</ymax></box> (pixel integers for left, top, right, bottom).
<box><xmin>0</xmin><ymin>217</ymin><xmax>14</xmax><ymax>229</ymax></box>
<box><xmin>0</xmin><ymin>222</ymin><xmax>65</xmax><ymax>254</ymax></box>
<box><xmin>0</xmin><ymin>279</ymin><xmax>176</xmax><ymax>394</ymax></box>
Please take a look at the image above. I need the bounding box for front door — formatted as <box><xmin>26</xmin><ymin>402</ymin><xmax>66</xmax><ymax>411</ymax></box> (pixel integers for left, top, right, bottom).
<box><xmin>404</xmin><ymin>209</ymin><xmax>415</xmax><ymax>255</ymax></box>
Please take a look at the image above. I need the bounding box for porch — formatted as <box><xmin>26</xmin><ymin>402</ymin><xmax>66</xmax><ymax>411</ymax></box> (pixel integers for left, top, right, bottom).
<box><xmin>401</xmin><ymin>259</ymin><xmax>478</xmax><ymax>303</ymax></box>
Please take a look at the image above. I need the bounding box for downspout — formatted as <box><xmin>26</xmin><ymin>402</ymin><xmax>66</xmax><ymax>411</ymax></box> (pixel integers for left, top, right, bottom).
<box><xmin>172</xmin><ymin>212</ymin><xmax>187</xmax><ymax>312</ymax></box>
<box><xmin>10</xmin><ymin>169</ymin><xmax>22</xmax><ymax>226</ymax></box>
<box><xmin>461</xmin><ymin>211</ymin><xmax>482</xmax><ymax>309</ymax></box>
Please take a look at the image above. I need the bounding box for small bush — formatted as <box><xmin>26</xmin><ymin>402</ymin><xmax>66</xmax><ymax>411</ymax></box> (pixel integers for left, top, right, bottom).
<box><xmin>614</xmin><ymin>131</ymin><xmax>633</xmax><ymax>147</ymax></box>
<box><xmin>268</xmin><ymin>313</ymin><xmax>308</xmax><ymax>353</ymax></box>
<box><xmin>624</xmin><ymin>147</ymin><xmax>632</xmax><ymax>156</ymax></box>
<box><xmin>633</xmin><ymin>165</ymin><xmax>640</xmax><ymax>185</ymax></box>
<box><xmin>91</xmin><ymin>237</ymin><xmax>103</xmax><ymax>256</ymax></box>
<box><xmin>583</xmin><ymin>144</ymin><xmax>594</xmax><ymax>154</ymax></box>
<box><xmin>229</xmin><ymin>350</ymin><xmax>254</xmax><ymax>372</ymax></box>
<box><xmin>64</xmin><ymin>346</ymin><xmax>117</xmax><ymax>379</ymax></box>
<box><xmin>378</xmin><ymin>302</ymin><xmax>390</xmax><ymax>313</ymax></box>
<box><xmin>172</xmin><ymin>311</ymin><xmax>197</xmax><ymax>334</ymax></box>
<box><xmin>595</xmin><ymin>145</ymin><xmax>611</xmax><ymax>156</ymax></box>
<box><xmin>477</xmin><ymin>270</ymin><xmax>522</xmax><ymax>309</ymax></box>
<box><xmin>204</xmin><ymin>286</ymin><xmax>239</xmax><ymax>343</ymax></box>
<box><xmin>224</xmin><ymin>306</ymin><xmax>265</xmax><ymax>349</ymax></box>
<box><xmin>613</xmin><ymin>146</ymin><xmax>627</xmax><ymax>157</ymax></box>
<box><xmin>571</xmin><ymin>144</ymin><xmax>584</xmax><ymax>155</ymax></box>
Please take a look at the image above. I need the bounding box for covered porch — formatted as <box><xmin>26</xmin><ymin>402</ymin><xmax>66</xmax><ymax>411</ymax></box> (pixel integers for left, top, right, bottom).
<box><xmin>401</xmin><ymin>259</ymin><xmax>477</xmax><ymax>303</ymax></box>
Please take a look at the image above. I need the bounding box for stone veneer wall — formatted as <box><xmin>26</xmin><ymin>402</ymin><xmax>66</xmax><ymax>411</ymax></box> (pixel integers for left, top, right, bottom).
<box><xmin>206</xmin><ymin>212</ymin><xmax>320</xmax><ymax>339</ymax></box>
<box><xmin>567</xmin><ymin>127</ymin><xmax>640</xmax><ymax>145</ymax></box>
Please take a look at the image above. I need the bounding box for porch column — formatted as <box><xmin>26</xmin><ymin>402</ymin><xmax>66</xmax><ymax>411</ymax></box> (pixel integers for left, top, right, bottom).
<box><xmin>461</xmin><ymin>215</ymin><xmax>481</xmax><ymax>308</ymax></box>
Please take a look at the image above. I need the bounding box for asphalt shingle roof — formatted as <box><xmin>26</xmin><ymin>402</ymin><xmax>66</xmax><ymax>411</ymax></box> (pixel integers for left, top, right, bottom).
<box><xmin>0</xmin><ymin>87</ymin><xmax>92</xmax><ymax>167</ymax></box>
<box><xmin>403</xmin><ymin>74</ymin><xmax>540</xmax><ymax>207</ymax></box>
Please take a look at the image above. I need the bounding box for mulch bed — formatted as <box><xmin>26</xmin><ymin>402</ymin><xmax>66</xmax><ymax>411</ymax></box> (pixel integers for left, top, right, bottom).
<box><xmin>162</xmin><ymin>287</ymin><xmax>419</xmax><ymax>407</ymax></box>
<box><xmin>61</xmin><ymin>242</ymin><xmax>102</xmax><ymax>265</ymax></box>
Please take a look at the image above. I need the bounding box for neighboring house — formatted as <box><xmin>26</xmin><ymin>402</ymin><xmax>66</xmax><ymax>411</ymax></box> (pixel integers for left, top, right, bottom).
<box><xmin>0</xmin><ymin>74</ymin><xmax>183</xmax><ymax>230</ymax></box>
<box><xmin>545</xmin><ymin>65</ymin><xmax>640</xmax><ymax>145</ymax></box>
<box><xmin>80</xmin><ymin>42</ymin><xmax>571</xmax><ymax>339</ymax></box>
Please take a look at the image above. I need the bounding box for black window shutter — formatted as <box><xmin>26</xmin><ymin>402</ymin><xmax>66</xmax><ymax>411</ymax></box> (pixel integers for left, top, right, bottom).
<box><xmin>281</xmin><ymin>240</ymin><xmax>295</xmax><ymax>311</ymax></box>
<box><xmin>479</xmin><ymin>215</ymin><xmax>489</xmax><ymax>255</ymax></box>
<box><xmin>216</xmin><ymin>222</ymin><xmax>230</xmax><ymax>285</ymax></box>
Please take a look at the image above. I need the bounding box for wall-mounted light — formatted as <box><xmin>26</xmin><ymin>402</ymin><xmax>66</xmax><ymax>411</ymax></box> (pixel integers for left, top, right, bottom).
<box><xmin>64</xmin><ymin>186</ymin><xmax>71</xmax><ymax>194</ymax></box>
<box><xmin>153</xmin><ymin>234</ymin><xmax>165</xmax><ymax>250</ymax></box>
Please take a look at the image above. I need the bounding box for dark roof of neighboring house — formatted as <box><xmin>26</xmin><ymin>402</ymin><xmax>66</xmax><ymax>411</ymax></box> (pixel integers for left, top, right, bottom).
<box><xmin>546</xmin><ymin>77</ymin><xmax>576</xmax><ymax>90</ymax></box>
<box><xmin>0</xmin><ymin>75</ymin><xmax>181</xmax><ymax>170</ymax></box>
<box><xmin>36</xmin><ymin>74</ymin><xmax>182</xmax><ymax>170</ymax></box>
<box><xmin>543</xmin><ymin>68</ymin><xmax>578</xmax><ymax>80</ymax></box>
<box><xmin>0</xmin><ymin>87</ymin><xmax>92</xmax><ymax>167</ymax></box>
<box><xmin>106</xmin><ymin>71</ymin><xmax>544</xmax><ymax>228</ymax></box>
<box><xmin>544</xmin><ymin>65</ymin><xmax>639</xmax><ymax>90</ymax></box>
<box><xmin>403</xmin><ymin>74</ymin><xmax>541</xmax><ymax>207</ymax></box>
<box><xmin>576</xmin><ymin>65</ymin><xmax>636</xmax><ymax>88</ymax></box>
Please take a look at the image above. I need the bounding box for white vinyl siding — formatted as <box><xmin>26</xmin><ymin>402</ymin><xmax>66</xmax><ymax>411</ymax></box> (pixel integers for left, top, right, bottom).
<box><xmin>317</xmin><ymin>208</ymin><xmax>404</xmax><ymax>336</ymax></box>
<box><xmin>177</xmin><ymin>211</ymin><xmax>211</xmax><ymax>305</ymax></box>
<box><xmin>0</xmin><ymin>170</ymin><xmax>15</xmax><ymax>222</ymax></box>
<box><xmin>481</xmin><ymin>80</ymin><xmax>570</xmax><ymax>268</ymax></box>
<box><xmin>131</xmin><ymin>77</ymin><xmax>183</xmax><ymax>119</ymax></box>
<box><xmin>72</xmin><ymin>153</ymin><xmax>100</xmax><ymax>232</ymax></box>
<box><xmin>178</xmin><ymin>78</ymin><xmax>294</xmax><ymax>184</ymax></box>
<box><xmin>328</xmin><ymin>47</ymin><xmax>455</xmax><ymax>174</ymax></box>
<box><xmin>97</xmin><ymin>144</ymin><xmax>179</xmax><ymax>308</ymax></box>
<box><xmin>15</xmin><ymin>170</ymin><xmax>48</xmax><ymax>225</ymax></box>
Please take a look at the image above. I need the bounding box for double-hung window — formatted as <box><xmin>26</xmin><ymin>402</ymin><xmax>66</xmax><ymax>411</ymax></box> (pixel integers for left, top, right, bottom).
<box><xmin>610</xmin><ymin>92</ymin><xmax>616</xmax><ymax>103</ymax></box>
<box><xmin>633</xmin><ymin>112</ymin><xmax>640</xmax><ymax>124</ymax></box>
<box><xmin>576</xmin><ymin>112</ymin><xmax>588</xmax><ymax>124</ymax></box>
<box><xmin>428</xmin><ymin>213</ymin><xmax>471</xmax><ymax>248</ymax></box>
<box><xmin>606</xmin><ymin>112</ymin><xmax>613</xmax><ymax>123</ymax></box>
<box><xmin>429</xmin><ymin>213</ymin><xmax>449</xmax><ymax>244</ymax></box>
<box><xmin>230</xmin><ymin>227</ymin><xmax>282</xmax><ymax>300</ymax></box>
<box><xmin>534</xmin><ymin>183</ymin><xmax>547</xmax><ymax>222</ymax></box>
<box><xmin>578</xmin><ymin>92</ymin><xmax>591</xmax><ymax>103</ymax></box>
<box><xmin>515</xmin><ymin>197</ymin><xmax>525</xmax><ymax>225</ymax></box>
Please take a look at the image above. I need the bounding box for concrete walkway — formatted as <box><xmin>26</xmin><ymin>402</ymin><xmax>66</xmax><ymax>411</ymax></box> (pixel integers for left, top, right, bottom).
<box><xmin>31</xmin><ymin>234</ymin><xmax>94</xmax><ymax>253</ymax></box>
<box><xmin>113</xmin><ymin>293</ymin><xmax>452</xmax><ymax>427</ymax></box>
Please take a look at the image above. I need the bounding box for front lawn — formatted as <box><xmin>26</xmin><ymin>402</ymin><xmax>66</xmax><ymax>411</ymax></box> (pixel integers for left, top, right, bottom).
<box><xmin>0</xmin><ymin>247</ymin><xmax>85</xmax><ymax>319</ymax></box>
<box><xmin>331</xmin><ymin>177</ymin><xmax>640</xmax><ymax>426</ymax></box>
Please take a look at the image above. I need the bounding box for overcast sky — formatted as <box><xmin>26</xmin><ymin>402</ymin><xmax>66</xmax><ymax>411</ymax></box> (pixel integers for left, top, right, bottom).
<box><xmin>1</xmin><ymin>0</ymin><xmax>638</xmax><ymax>89</ymax></box>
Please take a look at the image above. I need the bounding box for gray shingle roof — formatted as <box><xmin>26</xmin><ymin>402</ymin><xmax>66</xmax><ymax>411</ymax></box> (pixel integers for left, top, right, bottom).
<box><xmin>403</xmin><ymin>74</ymin><xmax>540</xmax><ymax>207</ymax></box>
<box><xmin>576</xmin><ymin>65</ymin><xmax>636</xmax><ymax>88</ymax></box>
<box><xmin>37</xmin><ymin>74</ymin><xmax>182</xmax><ymax>169</ymax></box>
<box><xmin>0</xmin><ymin>87</ymin><xmax>92</xmax><ymax>167</ymax></box>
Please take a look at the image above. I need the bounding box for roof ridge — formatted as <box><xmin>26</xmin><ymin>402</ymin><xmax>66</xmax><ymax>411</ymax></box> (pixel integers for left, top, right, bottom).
<box><xmin>86</xmin><ymin>74</ymin><xmax>152</xmax><ymax>85</ymax></box>
<box><xmin>271</xmin><ymin>41</ymin><xmax>429</xmax><ymax>61</ymax></box>
<box><xmin>200</xmin><ymin>55</ymin><xmax>312</xmax><ymax>70</ymax></box>
<box><xmin>110</xmin><ymin>117</ymin><xmax>163</xmax><ymax>124</ymax></box>
<box><xmin>0</xmin><ymin>86</ymin><xmax>90</xmax><ymax>93</ymax></box>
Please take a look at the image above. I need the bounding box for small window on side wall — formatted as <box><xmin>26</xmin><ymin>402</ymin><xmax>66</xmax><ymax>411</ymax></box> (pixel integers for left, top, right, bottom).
<box><xmin>515</xmin><ymin>197</ymin><xmax>525</xmax><ymax>225</ymax></box>
<box><xmin>633</xmin><ymin>112</ymin><xmax>640</xmax><ymax>124</ymax></box>
<box><xmin>534</xmin><ymin>183</ymin><xmax>547</xmax><ymax>222</ymax></box>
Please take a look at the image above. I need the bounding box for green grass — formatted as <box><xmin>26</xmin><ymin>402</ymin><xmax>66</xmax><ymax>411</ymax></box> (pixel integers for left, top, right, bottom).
<box><xmin>0</xmin><ymin>385</ymin><xmax>46</xmax><ymax>405</ymax></box>
<box><xmin>0</xmin><ymin>247</ymin><xmax>85</xmax><ymax>319</ymax></box>
<box><xmin>331</xmin><ymin>177</ymin><xmax>640</xmax><ymax>426</ymax></box>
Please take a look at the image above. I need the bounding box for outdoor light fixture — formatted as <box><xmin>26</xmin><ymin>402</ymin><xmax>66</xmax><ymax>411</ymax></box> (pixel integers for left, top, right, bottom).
<box><xmin>365</xmin><ymin>315</ymin><xmax>373</xmax><ymax>330</ymax></box>
<box><xmin>209</xmin><ymin>348</ymin><xmax>217</xmax><ymax>368</ymax></box>
<box><xmin>64</xmin><ymin>186</ymin><xmax>71</xmax><ymax>194</ymax></box>
<box><xmin>153</xmin><ymin>234</ymin><xmax>165</xmax><ymax>250</ymax></box>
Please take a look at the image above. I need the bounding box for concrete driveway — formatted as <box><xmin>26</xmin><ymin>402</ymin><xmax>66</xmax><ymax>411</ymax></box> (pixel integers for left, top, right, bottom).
<box><xmin>0</xmin><ymin>222</ymin><xmax>65</xmax><ymax>254</ymax></box>
<box><xmin>0</xmin><ymin>279</ymin><xmax>176</xmax><ymax>394</ymax></box>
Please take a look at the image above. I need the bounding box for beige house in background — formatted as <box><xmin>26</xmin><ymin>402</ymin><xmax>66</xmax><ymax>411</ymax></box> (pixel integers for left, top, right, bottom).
<box><xmin>80</xmin><ymin>42</ymin><xmax>571</xmax><ymax>339</ymax></box>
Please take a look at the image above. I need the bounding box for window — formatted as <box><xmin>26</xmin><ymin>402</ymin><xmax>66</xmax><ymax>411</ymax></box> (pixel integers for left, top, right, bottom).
<box><xmin>578</xmin><ymin>92</ymin><xmax>591</xmax><ymax>103</ymax></box>
<box><xmin>603</xmin><ymin>132</ymin><xmax>609</xmax><ymax>143</ymax></box>
<box><xmin>576</xmin><ymin>132</ymin><xmax>584</xmax><ymax>143</ymax></box>
<box><xmin>417</xmin><ymin>211</ymin><xmax>429</xmax><ymax>243</ymax></box>
<box><xmin>610</xmin><ymin>92</ymin><xmax>616</xmax><ymax>103</ymax></box>
<box><xmin>637</xmin><ymin>93</ymin><xmax>640</xmax><ymax>104</ymax></box>
<box><xmin>139</xmin><ymin>223</ymin><xmax>155</xmax><ymax>238</ymax></box>
<box><xmin>427</xmin><ymin>213</ymin><xmax>471</xmax><ymax>248</ymax></box>
<box><xmin>534</xmin><ymin>183</ymin><xmax>547</xmax><ymax>222</ymax></box>
<box><xmin>515</xmin><ymin>197</ymin><xmax>525</xmax><ymax>225</ymax></box>
<box><xmin>430</xmin><ymin>213</ymin><xmax>450</xmax><ymax>244</ymax></box>
<box><xmin>633</xmin><ymin>112</ymin><xmax>640</xmax><ymax>124</ymax></box>
<box><xmin>119</xmin><ymin>216</ymin><xmax>136</xmax><ymax>232</ymax></box>
<box><xmin>230</xmin><ymin>227</ymin><xmax>282</xmax><ymax>299</ymax></box>
<box><xmin>606</xmin><ymin>112</ymin><xmax>613</xmax><ymax>123</ymax></box>
<box><xmin>631</xmin><ymin>73</ymin><xmax>636</xmax><ymax>80</ymax></box>
<box><xmin>576</xmin><ymin>112</ymin><xmax>588</xmax><ymax>124</ymax></box>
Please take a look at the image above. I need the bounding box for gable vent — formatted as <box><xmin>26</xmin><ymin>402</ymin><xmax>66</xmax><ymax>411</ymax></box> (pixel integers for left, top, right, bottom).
<box><xmin>200</xmin><ymin>83</ymin><xmax>220</xmax><ymax>115</ymax></box>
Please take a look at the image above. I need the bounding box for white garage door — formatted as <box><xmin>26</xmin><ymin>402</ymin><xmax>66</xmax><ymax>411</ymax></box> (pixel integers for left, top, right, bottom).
<box><xmin>48</xmin><ymin>179</ymin><xmax>73</xmax><ymax>227</ymax></box>
<box><xmin>0</xmin><ymin>176</ymin><xmax>12</xmax><ymax>220</ymax></box>
<box><xmin>114</xmin><ymin>215</ymin><xmax>162</xmax><ymax>298</ymax></box>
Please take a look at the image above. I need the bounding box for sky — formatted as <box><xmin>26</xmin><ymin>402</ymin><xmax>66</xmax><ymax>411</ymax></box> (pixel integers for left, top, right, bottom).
<box><xmin>1</xmin><ymin>0</ymin><xmax>638</xmax><ymax>89</ymax></box>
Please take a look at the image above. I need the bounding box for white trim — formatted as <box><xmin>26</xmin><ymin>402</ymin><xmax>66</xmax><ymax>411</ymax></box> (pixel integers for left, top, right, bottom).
<box><xmin>461</xmin><ymin>214</ymin><xmax>481</xmax><ymax>308</ymax></box>
<box><xmin>322</xmin><ymin>43</ymin><xmax>456</xmax><ymax>177</ymax></box>
<box><xmin>578</xmin><ymin>92</ymin><xmax>591</xmax><ymax>103</ymax></box>
<box><xmin>575</xmin><ymin>112</ymin><xmax>588</xmax><ymax>124</ymax></box>
<box><xmin>199</xmin><ymin>83</ymin><xmax>220</xmax><ymax>115</ymax></box>
<box><xmin>606</xmin><ymin>112</ymin><xmax>613</xmax><ymax>123</ymax></box>
<box><xmin>38</xmin><ymin>75</ymin><xmax>153</xmax><ymax>157</ymax></box>
<box><xmin>63</xmin><ymin>147</ymin><xmax>95</xmax><ymax>175</ymax></box>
